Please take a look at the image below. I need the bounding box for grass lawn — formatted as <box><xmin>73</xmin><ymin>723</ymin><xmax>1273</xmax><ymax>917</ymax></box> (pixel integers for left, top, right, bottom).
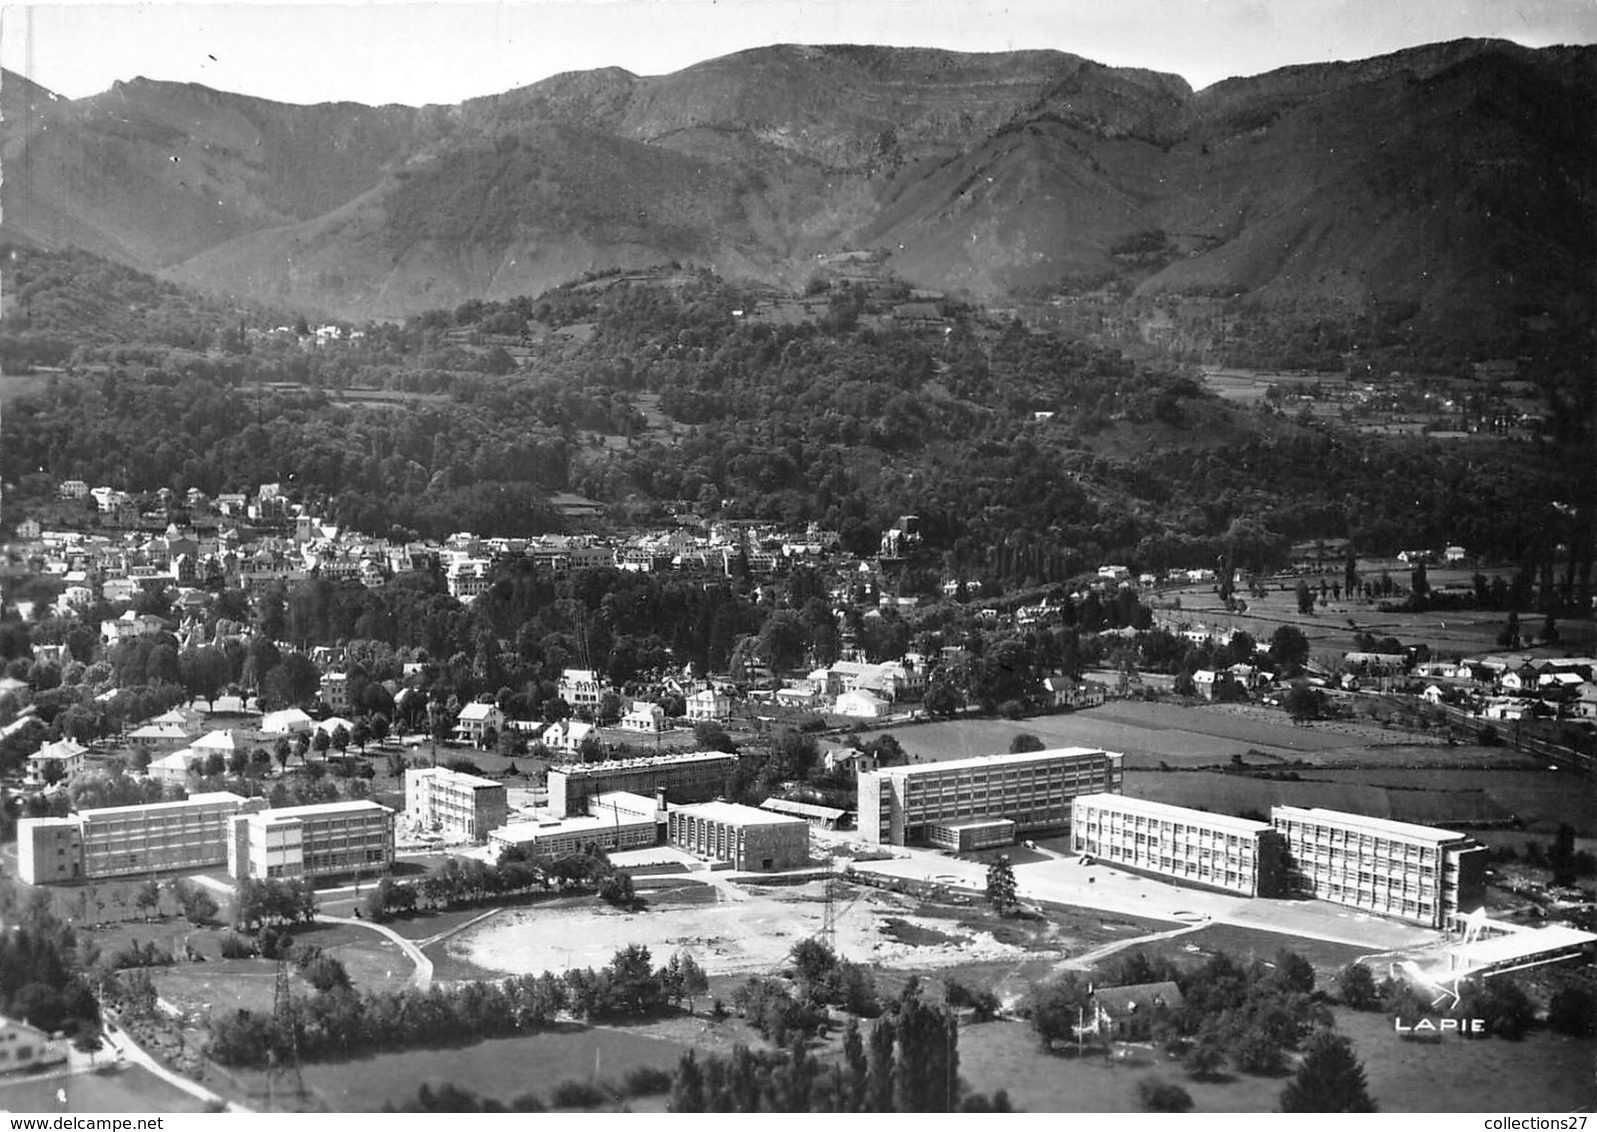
<box><xmin>152</xmin><ymin>959</ymin><xmax>288</xmax><ymax>1015</ymax></box>
<box><xmin>1098</xmin><ymin>922</ymin><xmax>1369</xmax><ymax>978</ymax></box>
<box><xmin>297</xmin><ymin>1024</ymin><xmax>692</xmax><ymax>1111</ymax></box>
<box><xmin>958</xmin><ymin>1006</ymin><xmax>1597</xmax><ymax>1113</ymax></box>
<box><xmin>958</xmin><ymin>1019</ymin><xmax>1287</xmax><ymax>1112</ymax></box>
<box><xmin>0</xmin><ymin>1065</ymin><xmax>214</xmax><ymax>1114</ymax></box>
<box><xmin>1337</xmin><ymin>1007</ymin><xmax>1597</xmax><ymax>1113</ymax></box>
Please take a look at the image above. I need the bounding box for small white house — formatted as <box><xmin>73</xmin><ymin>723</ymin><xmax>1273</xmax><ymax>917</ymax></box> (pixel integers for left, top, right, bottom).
<box><xmin>542</xmin><ymin>719</ymin><xmax>598</xmax><ymax>754</ymax></box>
<box><xmin>452</xmin><ymin>702</ymin><xmax>504</xmax><ymax>746</ymax></box>
<box><xmin>834</xmin><ymin>690</ymin><xmax>890</xmax><ymax>719</ymax></box>
<box><xmin>686</xmin><ymin>688</ymin><xmax>732</xmax><ymax>721</ymax></box>
<box><xmin>24</xmin><ymin>739</ymin><xmax>88</xmax><ymax>786</ymax></box>
<box><xmin>0</xmin><ymin>1016</ymin><xmax>66</xmax><ymax>1073</ymax></box>
<box><xmin>619</xmin><ymin>702</ymin><xmax>667</xmax><ymax>733</ymax></box>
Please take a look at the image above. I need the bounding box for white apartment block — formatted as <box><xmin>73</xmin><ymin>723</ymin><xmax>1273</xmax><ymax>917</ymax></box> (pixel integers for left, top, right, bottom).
<box><xmin>1070</xmin><ymin>794</ymin><xmax>1285</xmax><ymax>897</ymax></box>
<box><xmin>857</xmin><ymin>747</ymin><xmax>1124</xmax><ymax>846</ymax></box>
<box><xmin>1270</xmin><ymin>806</ymin><xmax>1488</xmax><ymax>929</ymax></box>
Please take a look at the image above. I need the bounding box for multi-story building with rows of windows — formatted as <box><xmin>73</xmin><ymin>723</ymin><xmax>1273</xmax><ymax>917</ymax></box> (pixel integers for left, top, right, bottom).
<box><xmin>227</xmin><ymin>800</ymin><xmax>396</xmax><ymax>882</ymax></box>
<box><xmin>1270</xmin><ymin>806</ymin><xmax>1488</xmax><ymax>929</ymax></box>
<box><xmin>405</xmin><ymin>766</ymin><xmax>509</xmax><ymax>840</ymax></box>
<box><xmin>547</xmin><ymin>750</ymin><xmax>738</xmax><ymax>816</ymax></box>
<box><xmin>1070</xmin><ymin>794</ymin><xmax>1286</xmax><ymax>897</ymax></box>
<box><xmin>857</xmin><ymin>747</ymin><xmax>1123</xmax><ymax>846</ymax></box>
<box><xmin>17</xmin><ymin>792</ymin><xmax>263</xmax><ymax>884</ymax></box>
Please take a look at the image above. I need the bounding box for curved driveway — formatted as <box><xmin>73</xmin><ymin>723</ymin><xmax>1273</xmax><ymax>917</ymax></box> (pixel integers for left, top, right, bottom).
<box><xmin>321</xmin><ymin>914</ymin><xmax>434</xmax><ymax>990</ymax></box>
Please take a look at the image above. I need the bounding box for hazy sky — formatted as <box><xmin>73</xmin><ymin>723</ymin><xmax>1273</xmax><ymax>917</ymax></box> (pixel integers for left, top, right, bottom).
<box><xmin>4</xmin><ymin>0</ymin><xmax>1595</xmax><ymax>105</ymax></box>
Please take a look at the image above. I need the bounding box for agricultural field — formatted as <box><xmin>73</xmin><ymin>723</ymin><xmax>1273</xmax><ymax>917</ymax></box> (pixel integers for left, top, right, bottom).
<box><xmin>863</xmin><ymin>699</ymin><xmax>1493</xmax><ymax>769</ymax></box>
<box><xmin>1158</xmin><ymin>569</ymin><xmax>1595</xmax><ymax>662</ymax></box>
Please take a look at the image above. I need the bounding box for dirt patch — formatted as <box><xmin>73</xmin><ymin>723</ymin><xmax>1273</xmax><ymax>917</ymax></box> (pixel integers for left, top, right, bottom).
<box><xmin>879</xmin><ymin>917</ymin><xmax>961</xmax><ymax>947</ymax></box>
<box><xmin>447</xmin><ymin>878</ymin><xmax>1071</xmax><ymax>979</ymax></box>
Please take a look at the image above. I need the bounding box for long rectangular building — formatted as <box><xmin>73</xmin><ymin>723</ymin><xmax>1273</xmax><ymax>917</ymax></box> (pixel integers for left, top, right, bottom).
<box><xmin>858</xmin><ymin>747</ymin><xmax>1124</xmax><ymax>846</ymax></box>
<box><xmin>228</xmin><ymin>800</ymin><xmax>396</xmax><ymax>882</ymax></box>
<box><xmin>1270</xmin><ymin>805</ymin><xmax>1488</xmax><ymax>929</ymax></box>
<box><xmin>18</xmin><ymin>792</ymin><xmax>262</xmax><ymax>884</ymax></box>
<box><xmin>405</xmin><ymin>766</ymin><xmax>509</xmax><ymax>839</ymax></box>
<box><xmin>547</xmin><ymin>750</ymin><xmax>737</xmax><ymax>816</ymax></box>
<box><xmin>1070</xmin><ymin>794</ymin><xmax>1285</xmax><ymax>897</ymax></box>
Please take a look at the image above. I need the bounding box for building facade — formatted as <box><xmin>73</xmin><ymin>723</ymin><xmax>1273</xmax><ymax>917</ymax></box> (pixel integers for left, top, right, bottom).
<box><xmin>857</xmin><ymin>747</ymin><xmax>1124</xmax><ymax>846</ymax></box>
<box><xmin>1070</xmin><ymin>794</ymin><xmax>1285</xmax><ymax>897</ymax></box>
<box><xmin>17</xmin><ymin>792</ymin><xmax>262</xmax><ymax>884</ymax></box>
<box><xmin>547</xmin><ymin>750</ymin><xmax>738</xmax><ymax>816</ymax></box>
<box><xmin>405</xmin><ymin>766</ymin><xmax>509</xmax><ymax>839</ymax></box>
<box><xmin>667</xmin><ymin>801</ymin><xmax>809</xmax><ymax>872</ymax></box>
<box><xmin>926</xmin><ymin>818</ymin><xmax>1017</xmax><ymax>852</ymax></box>
<box><xmin>228</xmin><ymin>801</ymin><xmax>395</xmax><ymax>882</ymax></box>
<box><xmin>1270</xmin><ymin>806</ymin><xmax>1488</xmax><ymax>929</ymax></box>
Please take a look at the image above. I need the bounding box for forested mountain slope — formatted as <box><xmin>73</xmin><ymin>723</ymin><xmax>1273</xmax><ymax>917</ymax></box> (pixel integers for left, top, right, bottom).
<box><xmin>2</xmin><ymin>39</ymin><xmax>1591</xmax><ymax>359</ymax></box>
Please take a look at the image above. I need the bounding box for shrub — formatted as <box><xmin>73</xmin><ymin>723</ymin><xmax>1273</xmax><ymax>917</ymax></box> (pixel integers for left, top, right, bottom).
<box><xmin>622</xmin><ymin>1066</ymin><xmax>672</xmax><ymax>1096</ymax></box>
<box><xmin>1137</xmin><ymin>1076</ymin><xmax>1194</xmax><ymax>1112</ymax></box>
<box><xmin>548</xmin><ymin>1079</ymin><xmax>610</xmax><ymax>1109</ymax></box>
<box><xmin>219</xmin><ymin>932</ymin><xmax>257</xmax><ymax>960</ymax></box>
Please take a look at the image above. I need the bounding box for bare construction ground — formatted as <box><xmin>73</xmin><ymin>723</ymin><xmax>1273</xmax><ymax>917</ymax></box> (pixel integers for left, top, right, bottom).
<box><xmin>446</xmin><ymin>877</ymin><xmax>1036</xmax><ymax>977</ymax></box>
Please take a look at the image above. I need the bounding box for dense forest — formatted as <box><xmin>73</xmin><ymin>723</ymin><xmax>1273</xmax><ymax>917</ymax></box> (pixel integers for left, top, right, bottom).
<box><xmin>2</xmin><ymin>246</ymin><xmax>1591</xmax><ymax>597</ymax></box>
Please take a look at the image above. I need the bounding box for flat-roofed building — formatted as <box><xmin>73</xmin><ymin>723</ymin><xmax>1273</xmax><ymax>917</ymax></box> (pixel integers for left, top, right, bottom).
<box><xmin>667</xmin><ymin>801</ymin><xmax>809</xmax><ymax>872</ymax></box>
<box><xmin>927</xmin><ymin>818</ymin><xmax>1017</xmax><ymax>852</ymax></box>
<box><xmin>1271</xmin><ymin>806</ymin><xmax>1488</xmax><ymax>929</ymax></box>
<box><xmin>16</xmin><ymin>818</ymin><xmax>84</xmax><ymax>883</ymax></box>
<box><xmin>547</xmin><ymin>750</ymin><xmax>737</xmax><ymax>816</ymax></box>
<box><xmin>1070</xmin><ymin>794</ymin><xmax>1285</xmax><ymax>897</ymax></box>
<box><xmin>405</xmin><ymin>766</ymin><xmax>509</xmax><ymax>839</ymax></box>
<box><xmin>17</xmin><ymin>792</ymin><xmax>261</xmax><ymax>884</ymax></box>
<box><xmin>759</xmin><ymin>797</ymin><xmax>846</xmax><ymax>830</ymax></box>
<box><xmin>857</xmin><ymin>747</ymin><xmax>1123</xmax><ymax>846</ymax></box>
<box><xmin>228</xmin><ymin>800</ymin><xmax>395</xmax><ymax>882</ymax></box>
<box><xmin>490</xmin><ymin>811</ymin><xmax>657</xmax><ymax>859</ymax></box>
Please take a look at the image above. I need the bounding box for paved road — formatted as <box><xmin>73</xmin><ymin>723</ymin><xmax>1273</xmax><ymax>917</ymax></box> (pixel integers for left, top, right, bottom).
<box><xmin>321</xmin><ymin>914</ymin><xmax>433</xmax><ymax>990</ymax></box>
<box><xmin>98</xmin><ymin>1016</ymin><xmax>249</xmax><ymax>1113</ymax></box>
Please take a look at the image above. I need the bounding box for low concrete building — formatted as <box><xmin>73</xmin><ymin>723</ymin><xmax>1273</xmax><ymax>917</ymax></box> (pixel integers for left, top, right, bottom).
<box><xmin>667</xmin><ymin>801</ymin><xmax>809</xmax><ymax>872</ymax></box>
<box><xmin>927</xmin><ymin>818</ymin><xmax>1017</xmax><ymax>852</ymax></box>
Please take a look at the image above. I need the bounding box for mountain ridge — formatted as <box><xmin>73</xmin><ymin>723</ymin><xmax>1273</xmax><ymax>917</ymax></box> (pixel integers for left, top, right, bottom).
<box><xmin>2</xmin><ymin>38</ymin><xmax>1592</xmax><ymax>340</ymax></box>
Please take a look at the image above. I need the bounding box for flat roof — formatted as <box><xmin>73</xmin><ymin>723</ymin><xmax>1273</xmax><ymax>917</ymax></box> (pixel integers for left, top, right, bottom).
<box><xmin>80</xmin><ymin>792</ymin><xmax>248</xmax><ymax>818</ymax></box>
<box><xmin>1445</xmin><ymin>924</ymin><xmax>1597</xmax><ymax>969</ymax></box>
<box><xmin>493</xmin><ymin>812</ymin><xmax>653</xmax><ymax>840</ymax></box>
<box><xmin>676</xmin><ymin>800</ymin><xmax>807</xmax><ymax>826</ymax></box>
<box><xmin>1075</xmin><ymin>793</ymin><xmax>1274</xmax><ymax>835</ymax></box>
<box><xmin>929</xmin><ymin>818</ymin><xmax>1016</xmax><ymax>832</ymax></box>
<box><xmin>553</xmin><ymin>750</ymin><xmax>737</xmax><ymax>777</ymax></box>
<box><xmin>1271</xmin><ymin>805</ymin><xmax>1468</xmax><ymax>844</ymax></box>
<box><xmin>872</xmin><ymin>747</ymin><xmax>1117</xmax><ymax>779</ymax></box>
<box><xmin>267</xmin><ymin>800</ymin><xmax>393</xmax><ymax>818</ymax></box>
<box><xmin>759</xmin><ymin>798</ymin><xmax>847</xmax><ymax>820</ymax></box>
<box><xmin>420</xmin><ymin>766</ymin><xmax>503</xmax><ymax>790</ymax></box>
